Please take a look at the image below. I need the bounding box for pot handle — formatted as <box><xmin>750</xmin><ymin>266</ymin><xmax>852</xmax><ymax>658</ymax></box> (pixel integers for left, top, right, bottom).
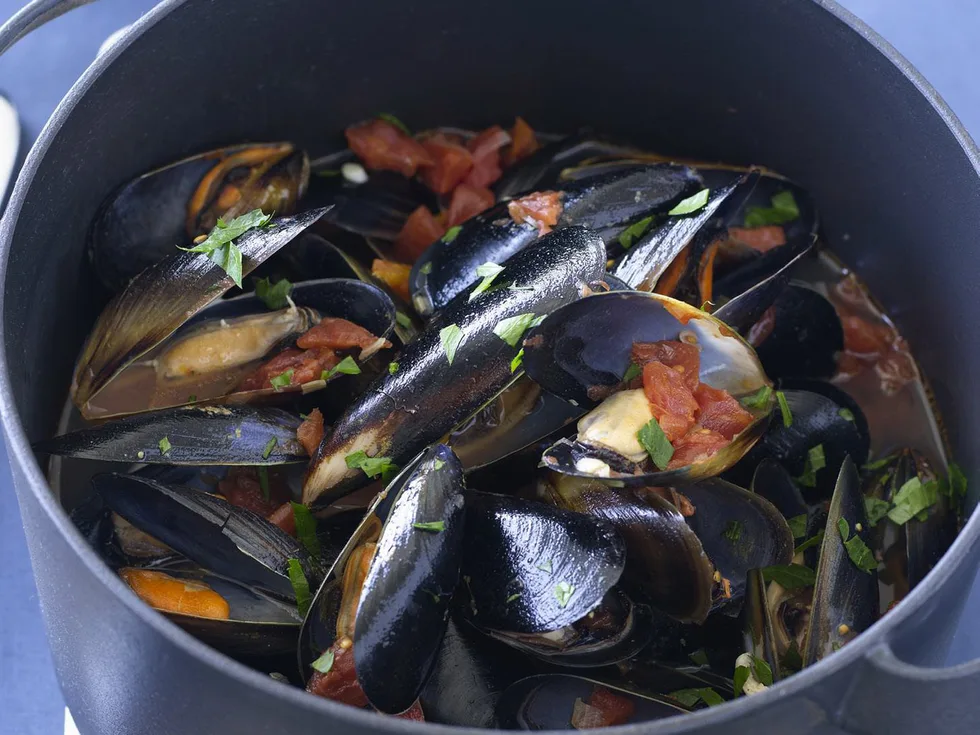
<box><xmin>0</xmin><ymin>0</ymin><xmax>96</xmax><ymax>56</ymax></box>
<box><xmin>838</xmin><ymin>641</ymin><xmax>980</xmax><ymax>734</ymax></box>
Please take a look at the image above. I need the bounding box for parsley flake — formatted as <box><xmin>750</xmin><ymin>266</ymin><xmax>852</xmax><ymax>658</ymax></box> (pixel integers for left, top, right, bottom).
<box><xmin>323</xmin><ymin>356</ymin><xmax>361</xmax><ymax>380</ymax></box>
<box><xmin>492</xmin><ymin>313</ymin><xmax>538</xmax><ymax>348</ymax></box>
<box><xmin>864</xmin><ymin>497</ymin><xmax>891</xmax><ymax>527</ymax></box>
<box><xmin>413</xmin><ymin>521</ymin><xmax>445</xmax><ymax>533</ymax></box>
<box><xmin>388</xmin><ymin>361</ymin><xmax>399</xmax><ymax>375</ymax></box>
<box><xmin>158</xmin><ymin>437</ymin><xmax>172</xmax><ymax>456</ymax></box>
<box><xmin>439</xmin><ymin>324</ymin><xmax>466</xmax><ymax>364</ymax></box>
<box><xmin>420</xmin><ymin>262</ymin><xmax>433</xmax><ymax>275</ymax></box>
<box><xmin>723</xmin><ymin>520</ymin><xmax>742</xmax><ymax>542</ymax></box>
<box><xmin>469</xmin><ymin>262</ymin><xmax>505</xmax><ymax>301</ymax></box>
<box><xmin>178</xmin><ymin>209</ymin><xmax>271</xmax><ymax>287</ymax></box>
<box><xmin>262</xmin><ymin>437</ymin><xmax>277</xmax><ymax>459</ymax></box>
<box><xmin>637</xmin><ymin>418</ymin><xmax>673</xmax><ymax>470</ymax></box>
<box><xmin>740</xmin><ymin>385</ymin><xmax>772</xmax><ymax>411</ymax></box>
<box><xmin>510</xmin><ymin>348</ymin><xmax>525</xmax><ymax>373</ymax></box>
<box><xmin>733</xmin><ymin>667</ymin><xmax>750</xmax><ymax>697</ymax></box>
<box><xmin>668</xmin><ymin>188</ymin><xmax>711</xmax><ymax>216</ymax></box>
<box><xmin>270</xmin><ymin>369</ymin><xmax>294</xmax><ymax>391</ymax></box>
<box><xmin>287</xmin><ymin>558</ymin><xmax>312</xmax><ymax>617</ymax></box>
<box><xmin>311</xmin><ymin>649</ymin><xmax>335</xmax><ymax>674</ymax></box>
<box><xmin>395</xmin><ymin>311</ymin><xmax>412</xmax><ymax>328</ymax></box>
<box><xmin>291</xmin><ymin>502</ymin><xmax>321</xmax><ymax>558</ymax></box>
<box><xmin>863</xmin><ymin>454</ymin><xmax>898</xmax><ymax>472</ymax></box>
<box><xmin>669</xmin><ymin>688</ymin><xmax>724</xmax><ymax>708</ymax></box>
<box><xmin>744</xmin><ymin>190</ymin><xmax>800</xmax><ymax>228</ymax></box>
<box><xmin>617</xmin><ymin>216</ymin><xmax>654</xmax><ymax>249</ymax></box>
<box><xmin>887</xmin><ymin>476</ymin><xmax>939</xmax><ymax>525</ymax></box>
<box><xmin>623</xmin><ymin>362</ymin><xmax>643</xmax><ymax>382</ymax></box>
<box><xmin>537</xmin><ymin>559</ymin><xmax>553</xmax><ymax>574</ymax></box>
<box><xmin>258</xmin><ymin>467</ymin><xmax>270</xmax><ymax>501</ymax></box>
<box><xmin>506</xmin><ymin>593</ymin><xmax>521</xmax><ymax>604</ymax></box>
<box><xmin>761</xmin><ymin>563</ymin><xmax>816</xmax><ymax>590</ymax></box>
<box><xmin>839</xmin><ymin>408</ymin><xmax>856</xmax><ymax>422</ymax></box>
<box><xmin>345</xmin><ymin>450</ymin><xmax>396</xmax><ymax>479</ymax></box>
<box><xmin>794</xmin><ymin>530</ymin><xmax>825</xmax><ymax>555</ymax></box>
<box><xmin>837</xmin><ymin>518</ymin><xmax>877</xmax><ymax>573</ymax></box>
<box><xmin>796</xmin><ymin>444</ymin><xmax>826</xmax><ymax>487</ymax></box>
<box><xmin>254</xmin><ymin>277</ymin><xmax>292</xmax><ymax>310</ymax></box>
<box><xmin>776</xmin><ymin>390</ymin><xmax>793</xmax><ymax>427</ymax></box>
<box><xmin>554</xmin><ymin>581</ymin><xmax>575</xmax><ymax>608</ymax></box>
<box><xmin>377</xmin><ymin>112</ymin><xmax>410</xmax><ymax>135</ymax></box>
<box><xmin>442</xmin><ymin>225</ymin><xmax>463</xmax><ymax>243</ymax></box>
<box><xmin>788</xmin><ymin>514</ymin><xmax>808</xmax><ymax>539</ymax></box>
<box><xmin>688</xmin><ymin>649</ymin><xmax>710</xmax><ymax>667</ymax></box>
<box><xmin>433</xmin><ymin>458</ymin><xmax>445</xmax><ymax>470</ymax></box>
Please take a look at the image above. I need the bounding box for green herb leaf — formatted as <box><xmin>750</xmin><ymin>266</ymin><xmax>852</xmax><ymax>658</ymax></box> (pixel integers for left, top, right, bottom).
<box><xmin>617</xmin><ymin>215</ymin><xmax>654</xmax><ymax>249</ymax></box>
<box><xmin>345</xmin><ymin>450</ymin><xmax>396</xmax><ymax>479</ymax></box>
<box><xmin>740</xmin><ymin>385</ymin><xmax>772</xmax><ymax>411</ymax></box>
<box><xmin>287</xmin><ymin>558</ymin><xmax>311</xmax><ymax>617</ymax></box>
<box><xmin>270</xmin><ymin>369</ymin><xmax>294</xmax><ymax>391</ymax></box>
<box><xmin>668</xmin><ymin>188</ymin><xmax>711</xmax><ymax>216</ymax></box>
<box><xmin>744</xmin><ymin>190</ymin><xmax>800</xmax><ymax>227</ymax></box>
<box><xmin>257</xmin><ymin>467</ymin><xmax>270</xmax><ymax>501</ymax></box>
<box><xmin>776</xmin><ymin>390</ymin><xmax>793</xmax><ymax>427</ymax></box>
<box><xmin>863</xmin><ymin>454</ymin><xmax>898</xmax><ymax>472</ymax></box>
<box><xmin>439</xmin><ymin>324</ymin><xmax>466</xmax><ymax>364</ymax></box>
<box><xmin>723</xmin><ymin>520</ymin><xmax>742</xmax><ymax>542</ymax></box>
<box><xmin>413</xmin><ymin>521</ymin><xmax>445</xmax><ymax>533</ymax></box>
<box><xmin>623</xmin><ymin>362</ymin><xmax>642</xmax><ymax>382</ymax></box>
<box><xmin>788</xmin><ymin>514</ymin><xmax>808</xmax><ymax>539</ymax></box>
<box><xmin>839</xmin><ymin>408</ymin><xmax>855</xmax><ymax>422</ymax></box>
<box><xmin>887</xmin><ymin>476</ymin><xmax>939</xmax><ymax>525</ymax></box>
<box><xmin>420</xmin><ymin>262</ymin><xmax>433</xmax><ymax>275</ymax></box>
<box><xmin>178</xmin><ymin>209</ymin><xmax>272</xmax><ymax>287</ymax></box>
<box><xmin>433</xmin><ymin>458</ymin><xmax>445</xmax><ymax>470</ymax></box>
<box><xmin>254</xmin><ymin>277</ymin><xmax>292</xmax><ymax>310</ymax></box>
<box><xmin>262</xmin><ymin>437</ymin><xmax>277</xmax><ymax>459</ymax></box>
<box><xmin>315</xmin><ymin>169</ymin><xmax>342</xmax><ymax>178</ymax></box>
<box><xmin>395</xmin><ymin>311</ymin><xmax>412</xmax><ymax>328</ymax></box>
<box><xmin>536</xmin><ymin>559</ymin><xmax>553</xmax><ymax>574</ymax></box>
<box><xmin>377</xmin><ymin>112</ymin><xmax>410</xmax><ymax>135</ymax></box>
<box><xmin>469</xmin><ymin>262</ymin><xmax>505</xmax><ymax>301</ymax></box>
<box><xmin>794</xmin><ymin>530</ymin><xmax>824</xmax><ymax>555</ymax></box>
<box><xmin>506</xmin><ymin>592</ymin><xmax>521</xmax><ymax>604</ymax></box>
<box><xmin>441</xmin><ymin>225</ymin><xmax>463</xmax><ymax>244</ymax></box>
<box><xmin>796</xmin><ymin>443</ymin><xmax>826</xmax><ymax>488</ymax></box>
<box><xmin>188</xmin><ymin>394</ymin><xmax>197</xmax><ymax>403</ymax></box>
<box><xmin>323</xmin><ymin>355</ymin><xmax>361</xmax><ymax>380</ymax></box>
<box><xmin>554</xmin><ymin>581</ymin><xmax>575</xmax><ymax>608</ymax></box>
<box><xmin>381</xmin><ymin>463</ymin><xmax>400</xmax><ymax>486</ymax></box>
<box><xmin>637</xmin><ymin>418</ymin><xmax>674</xmax><ymax>470</ymax></box>
<box><xmin>781</xmin><ymin>640</ymin><xmax>804</xmax><ymax>673</ymax></box>
<box><xmin>948</xmin><ymin>463</ymin><xmax>968</xmax><ymax>501</ymax></box>
<box><xmin>864</xmin><ymin>496</ymin><xmax>892</xmax><ymax>527</ymax></box>
<box><xmin>510</xmin><ymin>348</ymin><xmax>525</xmax><ymax>373</ymax></box>
<box><xmin>311</xmin><ymin>649</ymin><xmax>335</xmax><ymax>674</ymax></box>
<box><xmin>492</xmin><ymin>313</ymin><xmax>538</xmax><ymax>348</ymax></box>
<box><xmin>733</xmin><ymin>666</ymin><xmax>750</xmax><ymax>697</ymax></box>
<box><xmin>158</xmin><ymin>436</ymin><xmax>172</xmax><ymax>456</ymax></box>
<box><xmin>669</xmin><ymin>688</ymin><xmax>724</xmax><ymax>708</ymax></box>
<box><xmin>752</xmin><ymin>655</ymin><xmax>774</xmax><ymax>686</ymax></box>
<box><xmin>837</xmin><ymin>518</ymin><xmax>878</xmax><ymax>573</ymax></box>
<box><xmin>388</xmin><ymin>361</ymin><xmax>399</xmax><ymax>375</ymax></box>
<box><xmin>212</xmin><ymin>242</ymin><xmax>244</xmax><ymax>290</ymax></box>
<box><xmin>688</xmin><ymin>649</ymin><xmax>710</xmax><ymax>667</ymax></box>
<box><xmin>291</xmin><ymin>502</ymin><xmax>321</xmax><ymax>558</ymax></box>
<box><xmin>761</xmin><ymin>563</ymin><xmax>816</xmax><ymax>590</ymax></box>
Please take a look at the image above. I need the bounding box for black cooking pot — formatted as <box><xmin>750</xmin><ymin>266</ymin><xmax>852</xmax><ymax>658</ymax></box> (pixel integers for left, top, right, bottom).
<box><xmin>2</xmin><ymin>0</ymin><xmax>980</xmax><ymax>733</ymax></box>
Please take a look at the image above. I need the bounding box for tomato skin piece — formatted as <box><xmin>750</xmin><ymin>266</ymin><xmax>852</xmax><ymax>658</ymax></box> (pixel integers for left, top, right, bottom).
<box><xmin>667</xmin><ymin>427</ymin><xmax>729</xmax><ymax>469</ymax></box>
<box><xmin>345</xmin><ymin>119</ymin><xmax>433</xmax><ymax>177</ymax></box>
<box><xmin>840</xmin><ymin>314</ymin><xmax>892</xmax><ymax>357</ymax></box>
<box><xmin>297</xmin><ymin>408</ymin><xmax>325</xmax><ymax>457</ymax></box>
<box><xmin>267</xmin><ymin>501</ymin><xmax>297</xmax><ymax>536</ymax></box>
<box><xmin>371</xmin><ymin>259</ymin><xmax>412</xmax><ymax>302</ymax></box>
<box><xmin>642</xmin><ymin>361</ymin><xmax>699</xmax><ymax>442</ymax></box>
<box><xmin>503</xmin><ymin>116</ymin><xmax>539</xmax><ymax>166</ymax></box>
<box><xmin>694</xmin><ymin>383</ymin><xmax>753</xmax><ymax>440</ymax></box>
<box><xmin>588</xmin><ymin>687</ymin><xmax>636</xmax><ymax>727</ymax></box>
<box><xmin>632</xmin><ymin>341</ymin><xmax>701</xmax><ymax>391</ymax></box>
<box><xmin>463</xmin><ymin>125</ymin><xmax>509</xmax><ymax>188</ymax></box>
<box><xmin>297</xmin><ymin>317</ymin><xmax>386</xmax><ymax>351</ymax></box>
<box><xmin>218</xmin><ymin>467</ymin><xmax>292</xmax><ymax>517</ymax></box>
<box><xmin>507</xmin><ymin>190</ymin><xmax>562</xmax><ymax>235</ymax></box>
<box><xmin>394</xmin><ymin>205</ymin><xmax>446</xmax><ymax>262</ymax></box>
<box><xmin>306</xmin><ymin>639</ymin><xmax>369</xmax><ymax>707</ymax></box>
<box><xmin>236</xmin><ymin>348</ymin><xmax>305</xmax><ymax>391</ymax></box>
<box><xmin>418</xmin><ymin>133</ymin><xmax>474</xmax><ymax>194</ymax></box>
<box><xmin>446</xmin><ymin>183</ymin><xmax>495</xmax><ymax>227</ymax></box>
<box><xmin>728</xmin><ymin>225</ymin><xmax>787</xmax><ymax>252</ymax></box>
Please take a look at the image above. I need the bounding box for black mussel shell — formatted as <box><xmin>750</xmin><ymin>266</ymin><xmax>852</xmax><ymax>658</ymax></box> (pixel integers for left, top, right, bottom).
<box><xmin>460</xmin><ymin>491</ymin><xmax>625</xmax><ymax>635</ymax></box>
<box><xmin>35</xmin><ymin>405</ymin><xmax>306</xmax><ymax>465</ymax></box>
<box><xmin>303</xmin><ymin>226</ymin><xmax>606</xmax><ymax>506</ymax></box>
<box><xmin>496</xmin><ymin>675</ymin><xmax>689</xmax><ymax>730</ymax></box>
<box><xmin>743</xmin><ymin>568</ymin><xmax>782</xmax><ymax>682</ymax></box>
<box><xmin>411</xmin><ymin>164</ymin><xmax>702</xmax><ymax>316</ymax></box>
<box><xmin>90</xmin><ymin>143</ymin><xmax>310</xmax><ymax>292</ymax></box>
<box><xmin>750</xmin><ymin>458</ymin><xmax>808</xmax><ymax>521</ymax></box>
<box><xmin>95</xmin><ymin>473</ymin><xmax>321</xmax><ymax>603</ymax></box>
<box><xmin>73</xmin><ymin>209</ymin><xmax>328</xmax><ymax>414</ymax></box>
<box><xmin>544</xmin><ymin>475</ymin><xmax>713</xmax><ymax>624</ymax></box>
<box><xmin>804</xmin><ymin>457</ymin><xmax>879</xmax><ymax>664</ymax></box>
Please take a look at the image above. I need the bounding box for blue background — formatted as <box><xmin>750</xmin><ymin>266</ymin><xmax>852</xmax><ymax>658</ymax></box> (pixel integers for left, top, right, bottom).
<box><xmin>0</xmin><ymin>1</ymin><xmax>978</xmax><ymax>733</ymax></box>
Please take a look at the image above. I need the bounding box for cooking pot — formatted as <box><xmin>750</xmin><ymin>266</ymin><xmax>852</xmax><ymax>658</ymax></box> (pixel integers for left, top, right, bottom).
<box><xmin>2</xmin><ymin>0</ymin><xmax>980</xmax><ymax>733</ymax></box>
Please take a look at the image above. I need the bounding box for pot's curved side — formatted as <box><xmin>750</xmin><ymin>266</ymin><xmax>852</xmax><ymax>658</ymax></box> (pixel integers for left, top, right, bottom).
<box><xmin>2</xmin><ymin>0</ymin><xmax>980</xmax><ymax>734</ymax></box>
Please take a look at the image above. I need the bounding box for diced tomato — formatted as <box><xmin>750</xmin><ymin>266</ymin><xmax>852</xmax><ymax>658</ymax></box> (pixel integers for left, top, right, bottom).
<box><xmin>371</xmin><ymin>259</ymin><xmax>412</xmax><ymax>302</ymax></box>
<box><xmin>218</xmin><ymin>467</ymin><xmax>292</xmax><ymax>517</ymax></box>
<box><xmin>345</xmin><ymin>119</ymin><xmax>433</xmax><ymax>177</ymax></box>
<box><xmin>728</xmin><ymin>225</ymin><xmax>787</xmax><ymax>253</ymax></box>
<box><xmin>394</xmin><ymin>205</ymin><xmax>446</xmax><ymax>262</ymax></box>
<box><xmin>297</xmin><ymin>408</ymin><xmax>325</xmax><ymax>457</ymax></box>
<box><xmin>394</xmin><ymin>701</ymin><xmax>425</xmax><ymax>721</ymax></box>
<box><xmin>507</xmin><ymin>190</ymin><xmax>562</xmax><ymax>235</ymax></box>
<box><xmin>267</xmin><ymin>501</ymin><xmax>296</xmax><ymax>536</ymax></box>
<box><xmin>418</xmin><ymin>133</ymin><xmax>474</xmax><ymax>194</ymax></box>
<box><xmin>236</xmin><ymin>348</ymin><xmax>306</xmax><ymax>391</ymax></box>
<box><xmin>642</xmin><ymin>361</ymin><xmax>699</xmax><ymax>442</ymax></box>
<box><xmin>694</xmin><ymin>383</ymin><xmax>753</xmax><ymax>440</ymax></box>
<box><xmin>298</xmin><ymin>317</ymin><xmax>388</xmax><ymax>352</ymax></box>
<box><xmin>306</xmin><ymin>639</ymin><xmax>369</xmax><ymax>707</ymax></box>
<box><xmin>840</xmin><ymin>314</ymin><xmax>892</xmax><ymax>357</ymax></box>
<box><xmin>631</xmin><ymin>341</ymin><xmax>701</xmax><ymax>391</ymax></box>
<box><xmin>587</xmin><ymin>687</ymin><xmax>636</xmax><ymax>727</ymax></box>
<box><xmin>667</xmin><ymin>428</ymin><xmax>729</xmax><ymax>470</ymax></box>
<box><xmin>463</xmin><ymin>125</ymin><xmax>510</xmax><ymax>188</ymax></box>
<box><xmin>503</xmin><ymin>116</ymin><xmax>539</xmax><ymax>166</ymax></box>
<box><xmin>447</xmin><ymin>183</ymin><xmax>495</xmax><ymax>227</ymax></box>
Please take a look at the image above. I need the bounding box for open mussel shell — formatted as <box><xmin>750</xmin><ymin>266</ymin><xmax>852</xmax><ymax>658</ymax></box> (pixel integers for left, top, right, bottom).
<box><xmin>742</xmin><ymin>568</ymin><xmax>782</xmax><ymax>682</ymax></box>
<box><xmin>90</xmin><ymin>142</ymin><xmax>310</xmax><ymax>292</ymax></box>
<box><xmin>73</xmin><ymin>209</ymin><xmax>328</xmax><ymax>416</ymax></box>
<box><xmin>496</xmin><ymin>675</ymin><xmax>689</xmax><ymax>730</ymax></box>
<box><xmin>410</xmin><ymin>164</ymin><xmax>702</xmax><ymax>316</ymax></box>
<box><xmin>543</xmin><ymin>474</ymin><xmax>713</xmax><ymax>624</ymax></box>
<box><xmin>86</xmin><ymin>278</ymin><xmax>395</xmax><ymax>419</ymax></box>
<box><xmin>95</xmin><ymin>472</ymin><xmax>322</xmax><ymax>603</ymax></box>
<box><xmin>460</xmin><ymin>491</ymin><xmax>625</xmax><ymax>635</ymax></box>
<box><xmin>35</xmin><ymin>405</ymin><xmax>306</xmax><ymax>465</ymax></box>
<box><xmin>302</xmin><ymin>225</ymin><xmax>607</xmax><ymax>507</ymax></box>
<box><xmin>804</xmin><ymin>457</ymin><xmax>879</xmax><ymax>665</ymax></box>
<box><xmin>750</xmin><ymin>458</ymin><xmax>808</xmax><ymax>521</ymax></box>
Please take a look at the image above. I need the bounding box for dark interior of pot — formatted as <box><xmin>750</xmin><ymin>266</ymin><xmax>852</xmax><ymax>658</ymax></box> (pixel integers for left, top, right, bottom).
<box><xmin>5</xmin><ymin>0</ymin><xmax>980</xmax><ymax>732</ymax></box>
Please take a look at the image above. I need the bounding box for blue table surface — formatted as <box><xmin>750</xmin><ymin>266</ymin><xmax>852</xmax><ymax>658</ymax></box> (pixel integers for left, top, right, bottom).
<box><xmin>2</xmin><ymin>1</ymin><xmax>980</xmax><ymax>733</ymax></box>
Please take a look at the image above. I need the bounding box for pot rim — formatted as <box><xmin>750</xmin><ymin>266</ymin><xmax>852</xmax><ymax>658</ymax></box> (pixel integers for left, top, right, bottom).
<box><xmin>1</xmin><ymin>0</ymin><xmax>979</xmax><ymax>732</ymax></box>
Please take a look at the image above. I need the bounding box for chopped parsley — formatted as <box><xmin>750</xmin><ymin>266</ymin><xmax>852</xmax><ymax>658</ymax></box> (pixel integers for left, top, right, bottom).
<box><xmin>744</xmin><ymin>190</ymin><xmax>800</xmax><ymax>228</ymax></box>
<box><xmin>413</xmin><ymin>520</ymin><xmax>445</xmax><ymax>533</ymax></box>
<box><xmin>291</xmin><ymin>502</ymin><xmax>321</xmax><ymax>558</ymax></box>
<box><xmin>794</xmin><ymin>530</ymin><xmax>825</xmax><ymax>555</ymax></box>
<box><xmin>740</xmin><ymin>385</ymin><xmax>772</xmax><ymax>411</ymax></box>
<box><xmin>322</xmin><ymin>356</ymin><xmax>361</xmax><ymax>380</ymax></box>
<box><xmin>433</xmin><ymin>458</ymin><xmax>445</xmax><ymax>470</ymax></box>
<box><xmin>734</xmin><ymin>656</ymin><xmax>773</xmax><ymax>696</ymax></box>
<box><xmin>158</xmin><ymin>437</ymin><xmax>172</xmax><ymax>456</ymax></box>
<box><xmin>420</xmin><ymin>262</ymin><xmax>433</xmax><ymax>275</ymax></box>
<box><xmin>254</xmin><ymin>276</ymin><xmax>292</xmax><ymax>310</ymax></box>
<box><xmin>377</xmin><ymin>112</ymin><xmax>411</xmax><ymax>135</ymax></box>
<box><xmin>668</xmin><ymin>688</ymin><xmax>724</xmax><ymax>708</ymax></box>
<box><xmin>388</xmin><ymin>361</ymin><xmax>399</xmax><ymax>375</ymax></box>
<box><xmin>492</xmin><ymin>313</ymin><xmax>538</xmax><ymax>348</ymax></box>
<box><xmin>864</xmin><ymin>496</ymin><xmax>892</xmax><ymax>527</ymax></box>
<box><xmin>761</xmin><ymin>563</ymin><xmax>816</xmax><ymax>590</ymax></box>
<box><xmin>442</xmin><ymin>225</ymin><xmax>463</xmax><ymax>243</ymax></box>
<box><xmin>345</xmin><ymin>450</ymin><xmax>396</xmax><ymax>479</ymax></box>
<box><xmin>839</xmin><ymin>408</ymin><xmax>856</xmax><ymax>422</ymax></box>
<box><xmin>439</xmin><ymin>323</ymin><xmax>466</xmax><ymax>364</ymax></box>
<box><xmin>837</xmin><ymin>518</ymin><xmax>877</xmax><ymax>573</ymax></box>
<box><xmin>722</xmin><ymin>520</ymin><xmax>743</xmax><ymax>542</ymax></box>
<box><xmin>315</xmin><ymin>169</ymin><xmax>342</xmax><ymax>178</ymax></box>
<box><xmin>257</xmin><ymin>467</ymin><xmax>270</xmax><ymax>501</ymax></box>
<box><xmin>947</xmin><ymin>463</ymin><xmax>968</xmax><ymax>501</ymax></box>
<box><xmin>469</xmin><ymin>262</ymin><xmax>505</xmax><ymax>301</ymax></box>
<box><xmin>178</xmin><ymin>209</ymin><xmax>272</xmax><ymax>287</ymax></box>
<box><xmin>262</xmin><ymin>437</ymin><xmax>277</xmax><ymax>459</ymax></box>
<box><xmin>688</xmin><ymin>649</ymin><xmax>710</xmax><ymax>667</ymax></box>
<box><xmin>188</xmin><ymin>394</ymin><xmax>197</xmax><ymax>403</ymax></box>
<box><xmin>863</xmin><ymin>454</ymin><xmax>898</xmax><ymax>472</ymax></box>
<box><xmin>506</xmin><ymin>593</ymin><xmax>521</xmax><ymax>604</ymax></box>
<box><xmin>733</xmin><ymin>666</ymin><xmax>750</xmax><ymax>697</ymax></box>
<box><xmin>623</xmin><ymin>362</ymin><xmax>643</xmax><ymax>382</ymax></box>
<box><xmin>554</xmin><ymin>581</ymin><xmax>575</xmax><ymax>608</ymax></box>
<box><xmin>395</xmin><ymin>311</ymin><xmax>412</xmax><ymax>328</ymax></box>
<box><xmin>668</xmin><ymin>188</ymin><xmax>711</xmax><ymax>216</ymax></box>
<box><xmin>781</xmin><ymin>641</ymin><xmax>804</xmax><ymax>673</ymax></box>
<box><xmin>617</xmin><ymin>216</ymin><xmax>654</xmax><ymax>249</ymax></box>
<box><xmin>637</xmin><ymin>418</ymin><xmax>674</xmax><ymax>470</ymax></box>
<box><xmin>270</xmin><ymin>369</ymin><xmax>294</xmax><ymax>391</ymax></box>
<box><xmin>510</xmin><ymin>348</ymin><xmax>524</xmax><ymax>373</ymax></box>
<box><xmin>287</xmin><ymin>558</ymin><xmax>312</xmax><ymax>617</ymax></box>
<box><xmin>776</xmin><ymin>390</ymin><xmax>793</xmax><ymax>427</ymax></box>
<box><xmin>887</xmin><ymin>476</ymin><xmax>939</xmax><ymax>525</ymax></box>
<box><xmin>536</xmin><ymin>559</ymin><xmax>553</xmax><ymax>574</ymax></box>
<box><xmin>796</xmin><ymin>444</ymin><xmax>826</xmax><ymax>487</ymax></box>
<box><xmin>311</xmin><ymin>649</ymin><xmax>335</xmax><ymax>674</ymax></box>
<box><xmin>788</xmin><ymin>514</ymin><xmax>808</xmax><ymax>539</ymax></box>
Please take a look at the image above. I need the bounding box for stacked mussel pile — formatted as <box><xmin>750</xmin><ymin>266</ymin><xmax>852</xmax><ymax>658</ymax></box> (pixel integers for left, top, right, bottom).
<box><xmin>39</xmin><ymin>118</ymin><xmax>961</xmax><ymax>729</ymax></box>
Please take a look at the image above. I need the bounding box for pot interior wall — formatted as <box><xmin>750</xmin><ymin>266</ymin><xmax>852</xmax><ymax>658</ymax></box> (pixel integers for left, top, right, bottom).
<box><xmin>6</xmin><ymin>0</ymin><xmax>980</xmax><ymax>586</ymax></box>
